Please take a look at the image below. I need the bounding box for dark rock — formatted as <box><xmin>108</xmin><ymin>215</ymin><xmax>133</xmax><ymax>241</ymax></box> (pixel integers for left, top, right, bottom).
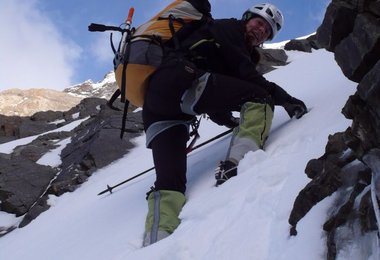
<box><xmin>322</xmin><ymin>169</ymin><xmax>370</xmax><ymax>232</ymax></box>
<box><xmin>50</xmin><ymin>104</ymin><xmax>143</xmax><ymax>195</ymax></box>
<box><xmin>18</xmin><ymin>119</ymin><xmax>57</xmax><ymax>138</ymax></box>
<box><xmin>0</xmin><ymin>96</ymin><xmax>143</xmax><ymax>227</ymax></box>
<box><xmin>290</xmin><ymin>0</ymin><xmax>380</xmax><ymax>258</ymax></box>
<box><xmin>11</xmin><ymin>131</ymin><xmax>72</xmax><ymax>162</ymax></box>
<box><xmin>0</xmin><ymin>115</ymin><xmax>22</xmax><ymax>140</ymax></box>
<box><xmin>256</xmin><ymin>48</ymin><xmax>289</xmax><ymax>74</ymax></box>
<box><xmin>284</xmin><ymin>34</ymin><xmax>323</xmax><ymax>53</ymax></box>
<box><xmin>307</xmin><ymin>34</ymin><xmax>323</xmax><ymax>50</ymax></box>
<box><xmin>305</xmin><ymin>159</ymin><xmax>323</xmax><ymax>179</ymax></box>
<box><xmin>357</xmin><ymin>60</ymin><xmax>380</xmax><ymax>120</ymax></box>
<box><xmin>316</xmin><ymin>1</ymin><xmax>357</xmax><ymax>51</ymax></box>
<box><xmin>0</xmin><ymin>136</ymin><xmax>17</xmax><ymax>144</ymax></box>
<box><xmin>31</xmin><ymin>110</ymin><xmax>64</xmax><ymax>122</ymax></box>
<box><xmin>18</xmin><ymin>195</ymin><xmax>50</xmax><ymax>228</ymax></box>
<box><xmin>284</xmin><ymin>39</ymin><xmax>312</xmax><ymax>53</ymax></box>
<box><xmin>367</xmin><ymin>0</ymin><xmax>380</xmax><ymax>16</ymax></box>
<box><xmin>64</xmin><ymin>97</ymin><xmax>108</xmax><ymax>120</ymax></box>
<box><xmin>289</xmin><ymin>160</ymin><xmax>343</xmax><ymax>227</ymax></box>
<box><xmin>0</xmin><ymin>225</ymin><xmax>17</xmax><ymax>237</ymax></box>
<box><xmin>334</xmin><ymin>13</ymin><xmax>380</xmax><ymax>82</ymax></box>
<box><xmin>0</xmin><ymin>98</ymin><xmax>113</xmax><ymax>144</ymax></box>
<box><xmin>358</xmin><ymin>190</ymin><xmax>378</xmax><ymax>232</ymax></box>
<box><xmin>343</xmin><ymin>95</ymin><xmax>379</xmax><ymax>157</ymax></box>
<box><xmin>0</xmin><ymin>156</ymin><xmax>57</xmax><ymax>216</ymax></box>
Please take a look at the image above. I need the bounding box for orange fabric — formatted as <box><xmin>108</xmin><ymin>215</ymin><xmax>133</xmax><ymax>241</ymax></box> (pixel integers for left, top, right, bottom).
<box><xmin>133</xmin><ymin>0</ymin><xmax>200</xmax><ymax>41</ymax></box>
<box><xmin>115</xmin><ymin>64</ymin><xmax>156</xmax><ymax>107</ymax></box>
<box><xmin>134</xmin><ymin>20</ymin><xmax>184</xmax><ymax>41</ymax></box>
<box><xmin>114</xmin><ymin>0</ymin><xmax>203</xmax><ymax>107</ymax></box>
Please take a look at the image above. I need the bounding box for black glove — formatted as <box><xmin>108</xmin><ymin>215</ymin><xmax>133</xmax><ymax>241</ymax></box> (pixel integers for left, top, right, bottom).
<box><xmin>209</xmin><ymin>112</ymin><xmax>239</xmax><ymax>128</ymax></box>
<box><xmin>283</xmin><ymin>97</ymin><xmax>307</xmax><ymax>119</ymax></box>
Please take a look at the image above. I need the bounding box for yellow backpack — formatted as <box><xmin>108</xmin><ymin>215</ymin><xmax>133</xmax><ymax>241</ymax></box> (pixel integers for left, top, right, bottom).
<box><xmin>89</xmin><ymin>0</ymin><xmax>211</xmax><ymax>137</ymax></box>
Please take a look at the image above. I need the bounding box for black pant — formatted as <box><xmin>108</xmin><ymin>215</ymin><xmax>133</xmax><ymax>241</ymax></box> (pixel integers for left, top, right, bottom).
<box><xmin>143</xmin><ymin>57</ymin><xmax>272</xmax><ymax>193</ymax></box>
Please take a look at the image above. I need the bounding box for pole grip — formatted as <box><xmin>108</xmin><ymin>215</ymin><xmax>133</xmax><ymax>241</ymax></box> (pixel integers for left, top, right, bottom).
<box><xmin>126</xmin><ymin>7</ymin><xmax>135</xmax><ymax>25</ymax></box>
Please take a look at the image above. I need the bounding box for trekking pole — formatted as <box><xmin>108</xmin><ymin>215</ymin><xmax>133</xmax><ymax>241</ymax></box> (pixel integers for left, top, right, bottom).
<box><xmin>97</xmin><ymin>128</ymin><xmax>233</xmax><ymax>195</ymax></box>
<box><xmin>120</xmin><ymin>7</ymin><xmax>135</xmax><ymax>55</ymax></box>
<box><xmin>190</xmin><ymin>128</ymin><xmax>233</xmax><ymax>151</ymax></box>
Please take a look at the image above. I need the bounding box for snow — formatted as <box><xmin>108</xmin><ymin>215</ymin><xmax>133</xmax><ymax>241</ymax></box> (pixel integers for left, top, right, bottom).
<box><xmin>49</xmin><ymin>119</ymin><xmax>66</xmax><ymax>125</ymax></box>
<box><xmin>0</xmin><ymin>117</ymin><xmax>89</xmax><ymax>154</ymax></box>
<box><xmin>0</xmin><ymin>49</ymin><xmax>363</xmax><ymax>259</ymax></box>
<box><xmin>36</xmin><ymin>138</ymin><xmax>72</xmax><ymax>167</ymax></box>
<box><xmin>72</xmin><ymin>112</ymin><xmax>80</xmax><ymax>119</ymax></box>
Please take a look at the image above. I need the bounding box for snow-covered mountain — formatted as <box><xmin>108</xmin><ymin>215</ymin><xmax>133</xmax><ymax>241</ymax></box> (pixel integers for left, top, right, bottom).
<box><xmin>64</xmin><ymin>71</ymin><xmax>118</xmax><ymax>100</ymax></box>
<box><xmin>0</xmin><ymin>46</ymin><xmax>368</xmax><ymax>259</ymax></box>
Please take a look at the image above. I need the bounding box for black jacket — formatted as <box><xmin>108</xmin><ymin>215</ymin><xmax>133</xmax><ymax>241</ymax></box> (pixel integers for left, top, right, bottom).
<box><xmin>186</xmin><ymin>0</ymin><xmax>211</xmax><ymax>17</ymax></box>
<box><xmin>180</xmin><ymin>18</ymin><xmax>292</xmax><ymax>105</ymax></box>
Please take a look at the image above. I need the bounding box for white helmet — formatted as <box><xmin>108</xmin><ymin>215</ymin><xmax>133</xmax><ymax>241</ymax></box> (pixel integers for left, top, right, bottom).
<box><xmin>242</xmin><ymin>3</ymin><xmax>284</xmax><ymax>40</ymax></box>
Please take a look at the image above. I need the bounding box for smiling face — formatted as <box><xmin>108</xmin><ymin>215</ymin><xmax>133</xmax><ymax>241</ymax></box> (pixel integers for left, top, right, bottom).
<box><xmin>245</xmin><ymin>17</ymin><xmax>272</xmax><ymax>47</ymax></box>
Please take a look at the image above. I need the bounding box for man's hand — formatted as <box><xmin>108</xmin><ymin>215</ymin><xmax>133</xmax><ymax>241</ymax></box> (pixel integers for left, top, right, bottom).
<box><xmin>283</xmin><ymin>97</ymin><xmax>307</xmax><ymax>119</ymax></box>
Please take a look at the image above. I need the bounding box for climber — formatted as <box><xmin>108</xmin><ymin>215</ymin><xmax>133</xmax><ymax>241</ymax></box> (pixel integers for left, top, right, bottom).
<box><xmin>142</xmin><ymin>2</ymin><xmax>307</xmax><ymax>246</ymax></box>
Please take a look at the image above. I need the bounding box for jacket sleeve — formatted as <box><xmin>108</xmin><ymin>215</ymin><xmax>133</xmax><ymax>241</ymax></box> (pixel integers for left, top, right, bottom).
<box><xmin>186</xmin><ymin>0</ymin><xmax>212</xmax><ymax>16</ymax></box>
<box><xmin>209</xmin><ymin>111</ymin><xmax>239</xmax><ymax>128</ymax></box>
<box><xmin>210</xmin><ymin>19</ymin><xmax>292</xmax><ymax>105</ymax></box>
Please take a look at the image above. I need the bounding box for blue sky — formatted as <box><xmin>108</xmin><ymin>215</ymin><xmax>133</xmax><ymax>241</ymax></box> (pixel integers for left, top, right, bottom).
<box><xmin>0</xmin><ymin>0</ymin><xmax>329</xmax><ymax>91</ymax></box>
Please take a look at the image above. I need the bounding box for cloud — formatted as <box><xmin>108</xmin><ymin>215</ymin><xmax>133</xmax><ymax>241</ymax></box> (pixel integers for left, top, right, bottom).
<box><xmin>89</xmin><ymin>32</ymin><xmax>119</xmax><ymax>65</ymax></box>
<box><xmin>0</xmin><ymin>0</ymin><xmax>81</xmax><ymax>91</ymax></box>
<box><xmin>310</xmin><ymin>0</ymin><xmax>330</xmax><ymax>23</ymax></box>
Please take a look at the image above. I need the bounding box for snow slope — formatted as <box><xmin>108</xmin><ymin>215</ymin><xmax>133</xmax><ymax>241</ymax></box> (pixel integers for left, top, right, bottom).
<box><xmin>0</xmin><ymin>49</ymin><xmax>359</xmax><ymax>260</ymax></box>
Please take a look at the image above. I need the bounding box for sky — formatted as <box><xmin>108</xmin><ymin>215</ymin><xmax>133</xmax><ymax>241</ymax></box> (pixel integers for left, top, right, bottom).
<box><xmin>0</xmin><ymin>0</ymin><xmax>329</xmax><ymax>91</ymax></box>
<box><xmin>0</xmin><ymin>47</ymin><xmax>375</xmax><ymax>259</ymax></box>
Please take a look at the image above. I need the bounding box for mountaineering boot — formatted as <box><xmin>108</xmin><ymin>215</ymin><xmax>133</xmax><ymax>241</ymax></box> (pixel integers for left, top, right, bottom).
<box><xmin>215</xmin><ymin>102</ymin><xmax>273</xmax><ymax>186</ymax></box>
<box><xmin>215</xmin><ymin>160</ymin><xmax>238</xmax><ymax>186</ymax></box>
<box><xmin>143</xmin><ymin>189</ymin><xmax>186</xmax><ymax>247</ymax></box>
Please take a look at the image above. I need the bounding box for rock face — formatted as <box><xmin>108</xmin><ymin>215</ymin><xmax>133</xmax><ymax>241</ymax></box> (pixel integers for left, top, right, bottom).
<box><xmin>256</xmin><ymin>47</ymin><xmax>289</xmax><ymax>74</ymax></box>
<box><xmin>284</xmin><ymin>34</ymin><xmax>322</xmax><ymax>53</ymax></box>
<box><xmin>0</xmin><ymin>97</ymin><xmax>143</xmax><ymax>232</ymax></box>
<box><xmin>0</xmin><ymin>64</ymin><xmax>146</xmax><ymax>238</ymax></box>
<box><xmin>289</xmin><ymin>0</ymin><xmax>380</xmax><ymax>259</ymax></box>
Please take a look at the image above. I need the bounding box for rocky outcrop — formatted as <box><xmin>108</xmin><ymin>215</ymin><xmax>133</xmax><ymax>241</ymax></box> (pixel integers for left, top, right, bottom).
<box><xmin>0</xmin><ymin>97</ymin><xmax>143</xmax><ymax>232</ymax></box>
<box><xmin>284</xmin><ymin>34</ymin><xmax>322</xmax><ymax>53</ymax></box>
<box><xmin>289</xmin><ymin>0</ymin><xmax>380</xmax><ymax>259</ymax></box>
<box><xmin>256</xmin><ymin>47</ymin><xmax>289</xmax><ymax>74</ymax></box>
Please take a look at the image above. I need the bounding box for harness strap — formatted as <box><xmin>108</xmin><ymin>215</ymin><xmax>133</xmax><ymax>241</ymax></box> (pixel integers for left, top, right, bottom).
<box><xmin>186</xmin><ymin>117</ymin><xmax>201</xmax><ymax>152</ymax></box>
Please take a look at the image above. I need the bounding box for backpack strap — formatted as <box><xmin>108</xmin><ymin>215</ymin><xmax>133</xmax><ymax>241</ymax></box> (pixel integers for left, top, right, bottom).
<box><xmin>119</xmin><ymin>29</ymin><xmax>133</xmax><ymax>139</ymax></box>
<box><xmin>164</xmin><ymin>15</ymin><xmax>212</xmax><ymax>52</ymax></box>
<box><xmin>168</xmin><ymin>14</ymin><xmax>185</xmax><ymax>51</ymax></box>
<box><xmin>120</xmin><ymin>99</ymin><xmax>130</xmax><ymax>139</ymax></box>
<box><xmin>107</xmin><ymin>89</ymin><xmax>122</xmax><ymax>111</ymax></box>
